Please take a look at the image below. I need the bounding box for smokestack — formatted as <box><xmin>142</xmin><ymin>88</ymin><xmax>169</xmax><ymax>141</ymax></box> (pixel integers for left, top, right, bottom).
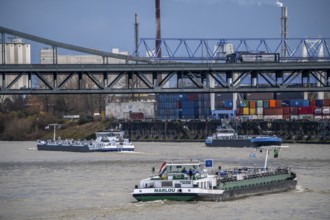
<box><xmin>281</xmin><ymin>5</ymin><xmax>288</xmax><ymax>57</ymax></box>
<box><xmin>155</xmin><ymin>0</ymin><xmax>161</xmax><ymax>58</ymax></box>
<box><xmin>134</xmin><ymin>13</ymin><xmax>139</xmax><ymax>56</ymax></box>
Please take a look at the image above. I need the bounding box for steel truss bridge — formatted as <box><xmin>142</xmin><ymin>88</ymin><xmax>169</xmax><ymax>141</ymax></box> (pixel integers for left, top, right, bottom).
<box><xmin>0</xmin><ymin>26</ymin><xmax>330</xmax><ymax>95</ymax></box>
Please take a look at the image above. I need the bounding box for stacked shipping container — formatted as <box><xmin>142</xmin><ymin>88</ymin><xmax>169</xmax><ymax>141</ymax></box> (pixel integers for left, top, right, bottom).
<box><xmin>235</xmin><ymin>99</ymin><xmax>330</xmax><ymax>120</ymax></box>
<box><xmin>156</xmin><ymin>94</ymin><xmax>210</xmax><ymax>120</ymax></box>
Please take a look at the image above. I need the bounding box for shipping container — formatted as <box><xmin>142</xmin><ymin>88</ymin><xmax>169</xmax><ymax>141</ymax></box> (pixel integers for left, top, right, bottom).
<box><xmin>130</xmin><ymin>112</ymin><xmax>144</xmax><ymax>120</ymax></box>
<box><xmin>290</xmin><ymin>99</ymin><xmax>304</xmax><ymax>107</ymax></box>
<box><xmin>215</xmin><ymin>101</ymin><xmax>225</xmax><ymax>109</ymax></box>
<box><xmin>242</xmin><ymin>100</ymin><xmax>249</xmax><ymax>107</ymax></box>
<box><xmin>290</xmin><ymin>107</ymin><xmax>298</xmax><ymax>115</ymax></box>
<box><xmin>243</xmin><ymin>107</ymin><xmax>250</xmax><ymax>115</ymax></box>
<box><xmin>283</xmin><ymin>115</ymin><xmax>291</xmax><ymax>120</ymax></box>
<box><xmin>257</xmin><ymin>115</ymin><xmax>264</xmax><ymax>119</ymax></box>
<box><xmin>264</xmin><ymin>108</ymin><xmax>283</xmax><ymax>115</ymax></box>
<box><xmin>314</xmin><ymin>115</ymin><xmax>323</xmax><ymax>120</ymax></box>
<box><xmin>224</xmin><ymin>100</ymin><xmax>233</xmax><ymax>108</ymax></box>
<box><xmin>282</xmin><ymin>100</ymin><xmax>290</xmax><ymax>107</ymax></box>
<box><xmin>250</xmin><ymin>108</ymin><xmax>256</xmax><ymax>115</ymax></box>
<box><xmin>310</xmin><ymin>99</ymin><xmax>316</xmax><ymax>106</ymax></box>
<box><xmin>276</xmin><ymin>92</ymin><xmax>304</xmax><ymax>100</ymax></box>
<box><xmin>182</xmin><ymin>101</ymin><xmax>195</xmax><ymax>109</ymax></box>
<box><xmin>298</xmin><ymin>114</ymin><xmax>314</xmax><ymax>120</ymax></box>
<box><xmin>199</xmin><ymin>93</ymin><xmax>211</xmax><ymax>101</ymax></box>
<box><xmin>302</xmin><ymin>99</ymin><xmax>310</xmax><ymax>107</ymax></box>
<box><xmin>257</xmin><ymin>107</ymin><xmax>263</xmax><ymax>115</ymax></box>
<box><xmin>323</xmin><ymin>107</ymin><xmax>330</xmax><ymax>115</ymax></box>
<box><xmin>269</xmin><ymin>100</ymin><xmax>276</xmax><ymax>108</ymax></box>
<box><xmin>249</xmin><ymin>100</ymin><xmax>256</xmax><ymax>108</ymax></box>
<box><xmin>291</xmin><ymin>115</ymin><xmax>299</xmax><ymax>120</ymax></box>
<box><xmin>257</xmin><ymin>100</ymin><xmax>263</xmax><ymax>108</ymax></box>
<box><xmin>245</xmin><ymin>93</ymin><xmax>274</xmax><ymax>100</ymax></box>
<box><xmin>324</xmin><ymin>99</ymin><xmax>330</xmax><ymax>106</ymax></box>
<box><xmin>315</xmin><ymin>108</ymin><xmax>322</xmax><ymax>115</ymax></box>
<box><xmin>298</xmin><ymin>107</ymin><xmax>315</xmax><ymax>115</ymax></box>
<box><xmin>283</xmin><ymin>107</ymin><xmax>290</xmax><ymax>115</ymax></box>
<box><xmin>316</xmin><ymin>99</ymin><xmax>323</xmax><ymax>107</ymax></box>
<box><xmin>264</xmin><ymin>101</ymin><xmax>270</xmax><ymax>109</ymax></box>
<box><xmin>276</xmin><ymin>100</ymin><xmax>282</xmax><ymax>108</ymax></box>
<box><xmin>264</xmin><ymin>115</ymin><xmax>283</xmax><ymax>120</ymax></box>
<box><xmin>187</xmin><ymin>94</ymin><xmax>198</xmax><ymax>101</ymax></box>
<box><xmin>181</xmin><ymin>108</ymin><xmax>195</xmax><ymax>117</ymax></box>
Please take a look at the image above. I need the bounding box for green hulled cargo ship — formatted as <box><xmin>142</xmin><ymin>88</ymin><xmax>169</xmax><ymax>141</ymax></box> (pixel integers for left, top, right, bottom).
<box><xmin>132</xmin><ymin>146</ymin><xmax>297</xmax><ymax>202</ymax></box>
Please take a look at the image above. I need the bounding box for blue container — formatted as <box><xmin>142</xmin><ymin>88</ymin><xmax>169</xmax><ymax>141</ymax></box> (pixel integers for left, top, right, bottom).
<box><xmin>302</xmin><ymin>99</ymin><xmax>310</xmax><ymax>106</ymax></box>
<box><xmin>282</xmin><ymin>100</ymin><xmax>290</xmax><ymax>107</ymax></box>
<box><xmin>179</xmin><ymin>94</ymin><xmax>188</xmax><ymax>101</ymax></box>
<box><xmin>182</xmin><ymin>108</ymin><xmax>195</xmax><ymax>116</ymax></box>
<box><xmin>224</xmin><ymin>100</ymin><xmax>233</xmax><ymax>108</ymax></box>
<box><xmin>290</xmin><ymin>99</ymin><xmax>303</xmax><ymax>107</ymax></box>
<box><xmin>182</xmin><ymin>101</ymin><xmax>195</xmax><ymax>109</ymax></box>
<box><xmin>316</xmin><ymin>99</ymin><xmax>323</xmax><ymax>107</ymax></box>
<box><xmin>264</xmin><ymin>101</ymin><xmax>270</xmax><ymax>109</ymax></box>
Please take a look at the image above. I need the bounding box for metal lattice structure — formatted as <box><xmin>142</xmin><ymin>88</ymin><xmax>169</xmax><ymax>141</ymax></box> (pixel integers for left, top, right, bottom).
<box><xmin>1</xmin><ymin>63</ymin><xmax>329</xmax><ymax>94</ymax></box>
<box><xmin>137</xmin><ymin>38</ymin><xmax>330</xmax><ymax>62</ymax></box>
<box><xmin>0</xmin><ymin>26</ymin><xmax>330</xmax><ymax>94</ymax></box>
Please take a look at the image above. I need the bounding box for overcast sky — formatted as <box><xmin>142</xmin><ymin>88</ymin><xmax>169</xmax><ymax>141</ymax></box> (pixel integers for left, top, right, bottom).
<box><xmin>0</xmin><ymin>0</ymin><xmax>329</xmax><ymax>60</ymax></box>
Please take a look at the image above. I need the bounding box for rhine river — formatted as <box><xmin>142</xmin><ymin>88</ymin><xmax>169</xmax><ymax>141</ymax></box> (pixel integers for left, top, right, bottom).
<box><xmin>0</xmin><ymin>141</ymin><xmax>329</xmax><ymax>220</ymax></box>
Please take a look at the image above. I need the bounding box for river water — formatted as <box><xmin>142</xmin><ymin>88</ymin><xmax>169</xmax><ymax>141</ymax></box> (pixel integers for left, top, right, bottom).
<box><xmin>0</xmin><ymin>141</ymin><xmax>329</xmax><ymax>220</ymax></box>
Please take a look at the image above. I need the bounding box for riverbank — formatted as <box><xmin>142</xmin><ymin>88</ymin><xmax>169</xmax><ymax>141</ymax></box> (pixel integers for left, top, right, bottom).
<box><xmin>10</xmin><ymin>119</ymin><xmax>329</xmax><ymax>143</ymax></box>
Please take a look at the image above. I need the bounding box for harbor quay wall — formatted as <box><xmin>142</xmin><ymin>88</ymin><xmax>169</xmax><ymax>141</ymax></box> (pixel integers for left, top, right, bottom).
<box><xmin>113</xmin><ymin>119</ymin><xmax>330</xmax><ymax>143</ymax></box>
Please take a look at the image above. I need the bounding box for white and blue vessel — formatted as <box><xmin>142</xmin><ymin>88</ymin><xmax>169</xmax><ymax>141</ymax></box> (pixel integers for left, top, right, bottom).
<box><xmin>205</xmin><ymin>126</ymin><xmax>282</xmax><ymax>147</ymax></box>
<box><xmin>132</xmin><ymin>146</ymin><xmax>296</xmax><ymax>202</ymax></box>
<box><xmin>37</xmin><ymin>128</ymin><xmax>134</xmax><ymax>152</ymax></box>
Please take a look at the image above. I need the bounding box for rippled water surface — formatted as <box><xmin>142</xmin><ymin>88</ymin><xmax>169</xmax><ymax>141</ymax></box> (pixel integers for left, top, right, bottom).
<box><xmin>0</xmin><ymin>141</ymin><xmax>329</xmax><ymax>220</ymax></box>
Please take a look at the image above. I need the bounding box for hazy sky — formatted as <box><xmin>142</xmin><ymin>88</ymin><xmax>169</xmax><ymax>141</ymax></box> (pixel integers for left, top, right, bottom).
<box><xmin>0</xmin><ymin>0</ymin><xmax>329</xmax><ymax>59</ymax></box>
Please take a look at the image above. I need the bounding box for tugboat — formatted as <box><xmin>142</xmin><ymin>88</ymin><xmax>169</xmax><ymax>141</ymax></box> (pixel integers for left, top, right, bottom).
<box><xmin>205</xmin><ymin>126</ymin><xmax>282</xmax><ymax>147</ymax></box>
<box><xmin>132</xmin><ymin>146</ymin><xmax>296</xmax><ymax>202</ymax></box>
<box><xmin>37</xmin><ymin>124</ymin><xmax>134</xmax><ymax>152</ymax></box>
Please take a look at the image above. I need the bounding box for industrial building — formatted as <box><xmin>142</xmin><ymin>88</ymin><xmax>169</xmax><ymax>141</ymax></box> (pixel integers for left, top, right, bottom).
<box><xmin>0</xmin><ymin>37</ymin><xmax>30</xmax><ymax>89</ymax></box>
<box><xmin>40</xmin><ymin>48</ymin><xmax>128</xmax><ymax>64</ymax></box>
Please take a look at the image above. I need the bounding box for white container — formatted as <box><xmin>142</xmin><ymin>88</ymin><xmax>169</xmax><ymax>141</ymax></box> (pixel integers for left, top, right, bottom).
<box><xmin>263</xmin><ymin>115</ymin><xmax>283</xmax><ymax>120</ymax></box>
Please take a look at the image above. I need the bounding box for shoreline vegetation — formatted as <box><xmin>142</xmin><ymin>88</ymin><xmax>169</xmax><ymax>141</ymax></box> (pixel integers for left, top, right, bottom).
<box><xmin>0</xmin><ymin>95</ymin><xmax>329</xmax><ymax>142</ymax></box>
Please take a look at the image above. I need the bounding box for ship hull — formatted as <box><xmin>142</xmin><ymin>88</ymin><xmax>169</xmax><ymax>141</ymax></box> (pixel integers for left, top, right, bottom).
<box><xmin>221</xmin><ymin>179</ymin><xmax>297</xmax><ymax>201</ymax></box>
<box><xmin>205</xmin><ymin>137</ymin><xmax>282</xmax><ymax>148</ymax></box>
<box><xmin>251</xmin><ymin>137</ymin><xmax>282</xmax><ymax>147</ymax></box>
<box><xmin>133</xmin><ymin>179</ymin><xmax>297</xmax><ymax>202</ymax></box>
<box><xmin>37</xmin><ymin>144</ymin><xmax>134</xmax><ymax>152</ymax></box>
<box><xmin>205</xmin><ymin>138</ymin><xmax>252</xmax><ymax>147</ymax></box>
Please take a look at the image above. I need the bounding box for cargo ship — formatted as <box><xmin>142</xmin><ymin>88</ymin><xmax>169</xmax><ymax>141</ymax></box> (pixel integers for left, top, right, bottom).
<box><xmin>205</xmin><ymin>126</ymin><xmax>282</xmax><ymax>147</ymax></box>
<box><xmin>37</xmin><ymin>129</ymin><xmax>134</xmax><ymax>152</ymax></box>
<box><xmin>132</xmin><ymin>146</ymin><xmax>297</xmax><ymax>202</ymax></box>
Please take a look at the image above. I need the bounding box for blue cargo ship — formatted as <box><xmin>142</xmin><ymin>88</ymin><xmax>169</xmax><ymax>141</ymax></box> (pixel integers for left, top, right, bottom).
<box><xmin>205</xmin><ymin>126</ymin><xmax>282</xmax><ymax>147</ymax></box>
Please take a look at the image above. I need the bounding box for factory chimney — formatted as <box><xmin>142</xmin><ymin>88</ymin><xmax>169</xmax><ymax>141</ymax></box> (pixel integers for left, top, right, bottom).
<box><xmin>155</xmin><ymin>0</ymin><xmax>162</xmax><ymax>58</ymax></box>
<box><xmin>134</xmin><ymin>13</ymin><xmax>139</xmax><ymax>56</ymax></box>
<box><xmin>280</xmin><ymin>4</ymin><xmax>288</xmax><ymax>57</ymax></box>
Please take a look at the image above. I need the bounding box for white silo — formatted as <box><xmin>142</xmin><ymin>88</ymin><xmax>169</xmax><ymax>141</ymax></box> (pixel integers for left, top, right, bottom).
<box><xmin>1</xmin><ymin>37</ymin><xmax>31</xmax><ymax>89</ymax></box>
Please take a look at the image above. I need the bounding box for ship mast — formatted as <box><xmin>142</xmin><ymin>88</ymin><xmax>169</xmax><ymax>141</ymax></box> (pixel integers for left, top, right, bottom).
<box><xmin>260</xmin><ymin>145</ymin><xmax>288</xmax><ymax>169</ymax></box>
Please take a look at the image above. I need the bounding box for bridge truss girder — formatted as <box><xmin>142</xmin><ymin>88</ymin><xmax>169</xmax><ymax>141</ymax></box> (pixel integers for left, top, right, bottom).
<box><xmin>138</xmin><ymin>38</ymin><xmax>330</xmax><ymax>62</ymax></box>
<box><xmin>0</xmin><ymin>63</ymin><xmax>329</xmax><ymax>95</ymax></box>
